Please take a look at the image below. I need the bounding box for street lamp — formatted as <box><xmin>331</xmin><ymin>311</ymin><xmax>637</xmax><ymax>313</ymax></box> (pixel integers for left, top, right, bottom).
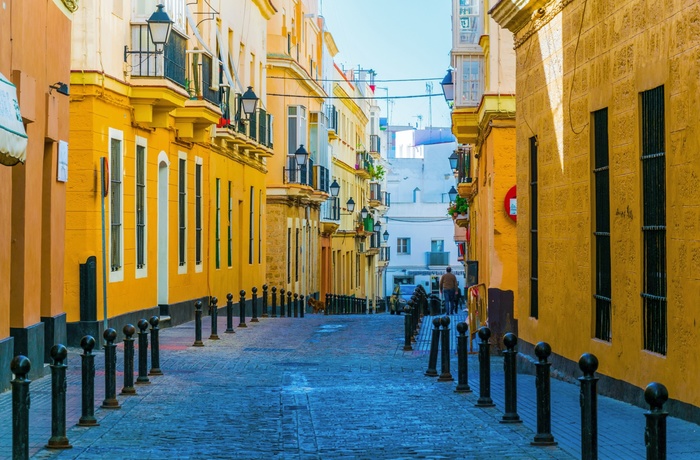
<box><xmin>374</xmin><ymin>220</ymin><xmax>382</xmax><ymax>234</ymax></box>
<box><xmin>330</xmin><ymin>179</ymin><xmax>340</xmax><ymax>197</ymax></box>
<box><xmin>346</xmin><ymin>198</ymin><xmax>355</xmax><ymax>212</ymax></box>
<box><xmin>240</xmin><ymin>86</ymin><xmax>259</xmax><ymax>118</ymax></box>
<box><xmin>383</xmin><ymin>230</ymin><xmax>389</xmax><ymax>242</ymax></box>
<box><xmin>449</xmin><ymin>151</ymin><xmax>459</xmax><ymax>171</ymax></box>
<box><xmin>448</xmin><ymin>186</ymin><xmax>458</xmax><ymax>202</ymax></box>
<box><xmin>124</xmin><ymin>4</ymin><xmax>173</xmax><ymax>62</ymax></box>
<box><xmin>360</xmin><ymin>207</ymin><xmax>369</xmax><ymax>220</ymax></box>
<box><xmin>294</xmin><ymin>144</ymin><xmax>309</xmax><ymax>166</ymax></box>
<box><xmin>440</xmin><ymin>69</ymin><xmax>454</xmax><ymax>106</ymax></box>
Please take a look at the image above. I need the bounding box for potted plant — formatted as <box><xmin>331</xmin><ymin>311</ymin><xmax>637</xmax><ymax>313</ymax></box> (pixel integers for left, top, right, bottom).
<box><xmin>447</xmin><ymin>195</ymin><xmax>469</xmax><ymax>221</ymax></box>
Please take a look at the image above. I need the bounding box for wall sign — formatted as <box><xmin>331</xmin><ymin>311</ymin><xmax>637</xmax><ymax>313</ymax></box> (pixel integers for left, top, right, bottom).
<box><xmin>504</xmin><ymin>185</ymin><xmax>517</xmax><ymax>222</ymax></box>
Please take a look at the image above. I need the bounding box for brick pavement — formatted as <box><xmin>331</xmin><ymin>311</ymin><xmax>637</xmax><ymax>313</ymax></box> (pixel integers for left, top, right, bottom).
<box><xmin>0</xmin><ymin>312</ymin><xmax>697</xmax><ymax>459</ymax></box>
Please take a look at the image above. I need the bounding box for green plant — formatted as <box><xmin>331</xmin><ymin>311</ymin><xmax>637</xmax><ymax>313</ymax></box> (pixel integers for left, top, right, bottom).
<box><xmin>368</xmin><ymin>164</ymin><xmax>386</xmax><ymax>181</ymax></box>
<box><xmin>447</xmin><ymin>195</ymin><xmax>469</xmax><ymax>217</ymax></box>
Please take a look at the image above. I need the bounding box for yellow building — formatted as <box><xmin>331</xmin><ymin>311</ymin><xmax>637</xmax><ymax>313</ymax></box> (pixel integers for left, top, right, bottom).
<box><xmin>0</xmin><ymin>0</ymin><xmax>73</xmax><ymax>387</ymax></box>
<box><xmin>65</xmin><ymin>0</ymin><xmax>273</xmax><ymax>343</ymax></box>
<box><xmin>491</xmin><ymin>0</ymin><xmax>700</xmax><ymax>418</ymax></box>
<box><xmin>265</xmin><ymin>0</ymin><xmax>328</xmax><ymax>302</ymax></box>
<box><xmin>327</xmin><ymin>64</ymin><xmax>383</xmax><ymax>307</ymax></box>
<box><xmin>449</xmin><ymin>0</ymin><xmax>518</xmax><ymax>346</ymax></box>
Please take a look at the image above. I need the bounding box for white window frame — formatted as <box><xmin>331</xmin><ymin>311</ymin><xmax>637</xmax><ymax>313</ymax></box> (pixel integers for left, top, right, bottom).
<box><xmin>177</xmin><ymin>151</ymin><xmax>187</xmax><ymax>274</ymax></box>
<box><xmin>109</xmin><ymin>128</ymin><xmax>124</xmax><ymax>283</ymax></box>
<box><xmin>194</xmin><ymin>156</ymin><xmax>203</xmax><ymax>273</ymax></box>
<box><xmin>135</xmin><ymin>136</ymin><xmax>148</xmax><ymax>279</ymax></box>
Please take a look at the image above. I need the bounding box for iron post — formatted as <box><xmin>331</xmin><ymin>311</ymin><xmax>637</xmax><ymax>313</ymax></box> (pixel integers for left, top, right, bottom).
<box><xmin>500</xmin><ymin>332</ymin><xmax>521</xmax><ymax>422</ymax></box>
<box><xmin>121</xmin><ymin>324</ymin><xmax>137</xmax><ymax>395</ymax></box>
<box><xmin>251</xmin><ymin>287</ymin><xmax>259</xmax><ymax>322</ymax></box>
<box><xmin>11</xmin><ymin>355</ymin><xmax>31</xmax><ymax>460</ymax></box>
<box><xmin>194</xmin><ymin>301</ymin><xmax>205</xmax><ymax>345</ymax></box>
<box><xmin>438</xmin><ymin>316</ymin><xmax>453</xmax><ymax>382</ymax></box>
<box><xmin>579</xmin><ymin>353</ymin><xmax>599</xmax><ymax>459</ymax></box>
<box><xmin>209</xmin><ymin>297</ymin><xmax>220</xmax><ymax>339</ymax></box>
<box><xmin>425</xmin><ymin>317</ymin><xmax>441</xmax><ymax>377</ymax></box>
<box><xmin>149</xmin><ymin>316</ymin><xmax>163</xmax><ymax>374</ymax></box>
<box><xmin>532</xmin><ymin>342</ymin><xmax>557</xmax><ymax>446</ymax></box>
<box><xmin>46</xmin><ymin>344</ymin><xmax>72</xmax><ymax>449</ymax></box>
<box><xmin>78</xmin><ymin>335</ymin><xmax>99</xmax><ymax>426</ymax></box>
<box><xmin>101</xmin><ymin>328</ymin><xmax>120</xmax><ymax>409</ymax></box>
<box><xmin>455</xmin><ymin>322</ymin><xmax>472</xmax><ymax>392</ymax></box>
<box><xmin>136</xmin><ymin>319</ymin><xmax>151</xmax><ymax>383</ymax></box>
<box><xmin>262</xmin><ymin>284</ymin><xmax>269</xmax><ymax>317</ymax></box>
<box><xmin>225</xmin><ymin>293</ymin><xmax>235</xmax><ymax>333</ymax></box>
<box><xmin>644</xmin><ymin>382</ymin><xmax>668</xmax><ymax>460</ymax></box>
<box><xmin>238</xmin><ymin>290</ymin><xmax>247</xmax><ymax>328</ymax></box>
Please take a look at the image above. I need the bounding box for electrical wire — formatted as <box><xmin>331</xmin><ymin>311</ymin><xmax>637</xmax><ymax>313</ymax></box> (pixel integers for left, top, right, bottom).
<box><xmin>267</xmin><ymin>75</ymin><xmax>443</xmax><ymax>83</ymax></box>
<box><xmin>267</xmin><ymin>93</ymin><xmax>445</xmax><ymax>100</ymax></box>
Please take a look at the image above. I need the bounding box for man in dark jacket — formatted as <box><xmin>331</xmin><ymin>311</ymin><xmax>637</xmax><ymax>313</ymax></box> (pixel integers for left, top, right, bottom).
<box><xmin>439</xmin><ymin>267</ymin><xmax>458</xmax><ymax>314</ymax></box>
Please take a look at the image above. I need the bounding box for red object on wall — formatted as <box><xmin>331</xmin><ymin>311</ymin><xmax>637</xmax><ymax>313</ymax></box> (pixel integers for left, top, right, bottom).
<box><xmin>504</xmin><ymin>185</ymin><xmax>517</xmax><ymax>222</ymax></box>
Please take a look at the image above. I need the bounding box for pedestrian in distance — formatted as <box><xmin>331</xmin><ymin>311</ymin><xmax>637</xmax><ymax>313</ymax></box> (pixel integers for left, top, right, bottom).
<box><xmin>439</xmin><ymin>267</ymin><xmax>458</xmax><ymax>314</ymax></box>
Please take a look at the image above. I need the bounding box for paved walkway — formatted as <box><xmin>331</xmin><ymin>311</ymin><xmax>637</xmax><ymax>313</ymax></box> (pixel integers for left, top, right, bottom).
<box><xmin>0</xmin><ymin>312</ymin><xmax>697</xmax><ymax>459</ymax></box>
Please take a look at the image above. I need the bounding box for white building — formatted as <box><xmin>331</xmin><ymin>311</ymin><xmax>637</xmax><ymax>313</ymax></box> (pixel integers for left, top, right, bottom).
<box><xmin>382</xmin><ymin>126</ymin><xmax>463</xmax><ymax>295</ymax></box>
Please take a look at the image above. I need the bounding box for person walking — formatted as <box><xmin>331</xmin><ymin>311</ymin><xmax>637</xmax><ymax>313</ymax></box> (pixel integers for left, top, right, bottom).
<box><xmin>439</xmin><ymin>267</ymin><xmax>458</xmax><ymax>314</ymax></box>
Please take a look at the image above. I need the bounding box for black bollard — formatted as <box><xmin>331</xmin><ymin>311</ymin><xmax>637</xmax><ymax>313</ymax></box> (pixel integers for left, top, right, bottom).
<box><xmin>476</xmin><ymin>327</ymin><xmax>495</xmax><ymax>406</ymax></box>
<box><xmin>46</xmin><ymin>344</ymin><xmax>72</xmax><ymax>449</ymax></box>
<box><xmin>425</xmin><ymin>317</ymin><xmax>441</xmax><ymax>377</ymax></box>
<box><xmin>101</xmin><ymin>328</ymin><xmax>120</xmax><ymax>409</ymax></box>
<box><xmin>403</xmin><ymin>306</ymin><xmax>413</xmax><ymax>351</ymax></box>
<box><xmin>262</xmin><ymin>284</ymin><xmax>269</xmax><ymax>317</ymax></box>
<box><xmin>194</xmin><ymin>300</ymin><xmax>205</xmax><ymax>346</ymax></box>
<box><xmin>532</xmin><ymin>342</ymin><xmax>557</xmax><ymax>446</ymax></box>
<box><xmin>300</xmin><ymin>294</ymin><xmax>305</xmax><ymax>318</ymax></box>
<box><xmin>287</xmin><ymin>291</ymin><xmax>293</xmax><ymax>317</ymax></box>
<box><xmin>579</xmin><ymin>353</ymin><xmax>598</xmax><ymax>459</ymax></box>
<box><xmin>293</xmin><ymin>293</ymin><xmax>299</xmax><ymax>318</ymax></box>
<box><xmin>225</xmin><ymin>293</ymin><xmax>235</xmax><ymax>333</ymax></box>
<box><xmin>251</xmin><ymin>287</ymin><xmax>259</xmax><ymax>322</ymax></box>
<box><xmin>438</xmin><ymin>316</ymin><xmax>454</xmax><ymax>382</ymax></box>
<box><xmin>136</xmin><ymin>320</ymin><xmax>151</xmax><ymax>384</ymax></box>
<box><xmin>644</xmin><ymin>382</ymin><xmax>668</xmax><ymax>460</ymax></box>
<box><xmin>239</xmin><ymin>290</ymin><xmax>248</xmax><ymax>327</ymax></box>
<box><xmin>325</xmin><ymin>293</ymin><xmax>330</xmax><ymax>316</ymax></box>
<box><xmin>121</xmin><ymin>324</ymin><xmax>137</xmax><ymax>395</ymax></box>
<box><xmin>455</xmin><ymin>322</ymin><xmax>472</xmax><ymax>392</ymax></box>
<box><xmin>500</xmin><ymin>333</ymin><xmax>521</xmax><ymax>422</ymax></box>
<box><xmin>78</xmin><ymin>336</ymin><xmax>99</xmax><ymax>426</ymax></box>
<box><xmin>280</xmin><ymin>288</ymin><xmax>286</xmax><ymax>318</ymax></box>
<box><xmin>149</xmin><ymin>316</ymin><xmax>163</xmax><ymax>375</ymax></box>
<box><xmin>209</xmin><ymin>297</ymin><xmax>220</xmax><ymax>339</ymax></box>
<box><xmin>11</xmin><ymin>355</ymin><xmax>31</xmax><ymax>460</ymax></box>
<box><xmin>271</xmin><ymin>286</ymin><xmax>278</xmax><ymax>318</ymax></box>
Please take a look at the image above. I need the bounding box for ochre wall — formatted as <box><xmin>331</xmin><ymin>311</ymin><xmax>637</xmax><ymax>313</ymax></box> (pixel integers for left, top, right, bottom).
<box><xmin>514</xmin><ymin>0</ymin><xmax>700</xmax><ymax>408</ymax></box>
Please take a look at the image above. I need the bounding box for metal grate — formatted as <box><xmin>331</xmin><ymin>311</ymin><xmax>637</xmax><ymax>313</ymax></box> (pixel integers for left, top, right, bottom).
<box><xmin>110</xmin><ymin>139</ymin><xmax>122</xmax><ymax>272</ymax></box>
<box><xmin>529</xmin><ymin>136</ymin><xmax>538</xmax><ymax>319</ymax></box>
<box><xmin>195</xmin><ymin>164</ymin><xmax>202</xmax><ymax>265</ymax></box>
<box><xmin>136</xmin><ymin>145</ymin><xmax>145</xmax><ymax>269</ymax></box>
<box><xmin>178</xmin><ymin>158</ymin><xmax>186</xmax><ymax>266</ymax></box>
<box><xmin>641</xmin><ymin>86</ymin><xmax>667</xmax><ymax>355</ymax></box>
<box><xmin>593</xmin><ymin>109</ymin><xmax>611</xmax><ymax>341</ymax></box>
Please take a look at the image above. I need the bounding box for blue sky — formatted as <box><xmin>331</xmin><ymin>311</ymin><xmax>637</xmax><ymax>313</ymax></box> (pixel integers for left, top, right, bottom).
<box><xmin>320</xmin><ymin>0</ymin><xmax>452</xmax><ymax>129</ymax></box>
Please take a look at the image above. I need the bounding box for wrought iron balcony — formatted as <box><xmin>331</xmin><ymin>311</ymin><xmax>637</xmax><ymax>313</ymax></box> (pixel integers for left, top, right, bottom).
<box><xmin>381</xmin><ymin>191</ymin><xmax>391</xmax><ymax>207</ymax></box>
<box><xmin>322</xmin><ymin>196</ymin><xmax>340</xmax><ymax>221</ymax></box>
<box><xmin>456</xmin><ymin>145</ymin><xmax>473</xmax><ymax>184</ymax></box>
<box><xmin>369</xmin><ymin>134</ymin><xmax>380</xmax><ymax>154</ymax></box>
<box><xmin>313</xmin><ymin>165</ymin><xmax>330</xmax><ymax>194</ymax></box>
<box><xmin>284</xmin><ymin>156</ymin><xmax>314</xmax><ymax>186</ymax></box>
<box><xmin>370</xmin><ymin>183</ymin><xmax>382</xmax><ymax>202</ymax></box>
<box><xmin>129</xmin><ymin>25</ymin><xmax>187</xmax><ymax>88</ymax></box>
<box><xmin>426</xmin><ymin>251</ymin><xmax>450</xmax><ymax>267</ymax></box>
<box><xmin>380</xmin><ymin>246</ymin><xmax>390</xmax><ymax>262</ymax></box>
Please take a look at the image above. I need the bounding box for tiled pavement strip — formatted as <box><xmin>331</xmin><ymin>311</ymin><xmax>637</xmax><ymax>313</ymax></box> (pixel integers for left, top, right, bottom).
<box><xmin>0</xmin><ymin>312</ymin><xmax>697</xmax><ymax>459</ymax></box>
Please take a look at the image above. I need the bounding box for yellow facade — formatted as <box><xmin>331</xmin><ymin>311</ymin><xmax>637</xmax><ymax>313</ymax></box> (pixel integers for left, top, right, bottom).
<box><xmin>265</xmin><ymin>0</ymin><xmax>326</xmax><ymax>299</ymax></box>
<box><xmin>450</xmin><ymin>0</ymin><xmax>518</xmax><ymax>346</ymax></box>
<box><xmin>0</xmin><ymin>0</ymin><xmax>72</xmax><ymax>386</ymax></box>
<box><xmin>64</xmin><ymin>0</ymin><xmax>272</xmax><ymax>342</ymax></box>
<box><xmin>491</xmin><ymin>0</ymin><xmax>700</xmax><ymax>416</ymax></box>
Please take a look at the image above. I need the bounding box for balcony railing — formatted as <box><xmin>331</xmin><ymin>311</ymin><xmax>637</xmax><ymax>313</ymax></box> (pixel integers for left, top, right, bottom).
<box><xmin>129</xmin><ymin>25</ymin><xmax>187</xmax><ymax>88</ymax></box>
<box><xmin>322</xmin><ymin>197</ymin><xmax>340</xmax><ymax>221</ymax></box>
<box><xmin>381</xmin><ymin>191</ymin><xmax>391</xmax><ymax>207</ymax></box>
<box><xmin>326</xmin><ymin>104</ymin><xmax>338</xmax><ymax>132</ymax></box>
<box><xmin>456</xmin><ymin>146</ymin><xmax>473</xmax><ymax>184</ymax></box>
<box><xmin>284</xmin><ymin>156</ymin><xmax>314</xmax><ymax>186</ymax></box>
<box><xmin>355</xmin><ymin>151</ymin><xmax>372</xmax><ymax>173</ymax></box>
<box><xmin>426</xmin><ymin>251</ymin><xmax>450</xmax><ymax>266</ymax></box>
<box><xmin>369</xmin><ymin>134</ymin><xmax>380</xmax><ymax>154</ymax></box>
<box><xmin>370</xmin><ymin>231</ymin><xmax>381</xmax><ymax>249</ymax></box>
<box><xmin>185</xmin><ymin>53</ymin><xmax>218</xmax><ymax>104</ymax></box>
<box><xmin>216</xmin><ymin>97</ymin><xmax>273</xmax><ymax>149</ymax></box>
<box><xmin>313</xmin><ymin>165</ymin><xmax>330</xmax><ymax>194</ymax></box>
<box><xmin>370</xmin><ymin>182</ymin><xmax>382</xmax><ymax>201</ymax></box>
<box><xmin>380</xmin><ymin>246</ymin><xmax>390</xmax><ymax>262</ymax></box>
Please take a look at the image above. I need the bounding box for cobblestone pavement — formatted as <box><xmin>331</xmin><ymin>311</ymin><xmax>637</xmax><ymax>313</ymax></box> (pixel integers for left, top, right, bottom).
<box><xmin>0</xmin><ymin>312</ymin><xmax>698</xmax><ymax>459</ymax></box>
